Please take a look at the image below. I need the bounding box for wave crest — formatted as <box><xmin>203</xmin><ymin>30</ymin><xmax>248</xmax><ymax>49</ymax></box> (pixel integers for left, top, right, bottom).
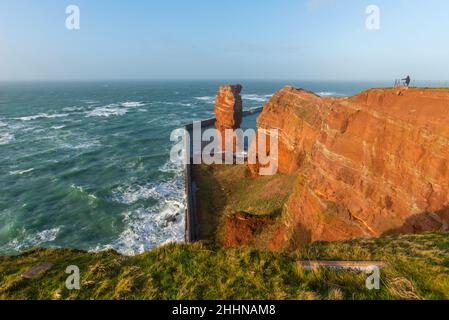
<box><xmin>4</xmin><ymin>227</ymin><xmax>61</xmax><ymax>252</ymax></box>
<box><xmin>103</xmin><ymin>160</ymin><xmax>185</xmax><ymax>255</ymax></box>
<box><xmin>14</xmin><ymin>113</ymin><xmax>69</xmax><ymax>121</ymax></box>
<box><xmin>0</xmin><ymin>132</ymin><xmax>15</xmax><ymax>145</ymax></box>
<box><xmin>121</xmin><ymin>101</ymin><xmax>146</xmax><ymax>108</ymax></box>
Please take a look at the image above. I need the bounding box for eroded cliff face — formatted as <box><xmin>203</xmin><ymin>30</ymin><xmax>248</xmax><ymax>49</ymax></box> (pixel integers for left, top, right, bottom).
<box><xmin>253</xmin><ymin>87</ymin><xmax>449</xmax><ymax>249</ymax></box>
<box><xmin>248</xmin><ymin>87</ymin><xmax>330</xmax><ymax>175</ymax></box>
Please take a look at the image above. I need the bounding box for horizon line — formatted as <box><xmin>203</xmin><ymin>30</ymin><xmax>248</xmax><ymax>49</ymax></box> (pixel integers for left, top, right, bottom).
<box><xmin>1</xmin><ymin>79</ymin><xmax>448</xmax><ymax>83</ymax></box>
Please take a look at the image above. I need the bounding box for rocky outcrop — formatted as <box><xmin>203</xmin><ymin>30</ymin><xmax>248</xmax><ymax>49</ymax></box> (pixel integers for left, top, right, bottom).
<box><xmin>215</xmin><ymin>84</ymin><xmax>243</xmax><ymax>151</ymax></box>
<box><xmin>222</xmin><ymin>213</ymin><xmax>274</xmax><ymax>248</ymax></box>
<box><xmin>252</xmin><ymin>87</ymin><xmax>449</xmax><ymax>249</ymax></box>
<box><xmin>248</xmin><ymin>87</ymin><xmax>329</xmax><ymax>175</ymax></box>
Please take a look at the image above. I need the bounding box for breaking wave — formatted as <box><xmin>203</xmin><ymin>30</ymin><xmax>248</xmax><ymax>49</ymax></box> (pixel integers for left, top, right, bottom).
<box><xmin>63</xmin><ymin>139</ymin><xmax>101</xmax><ymax>150</ymax></box>
<box><xmin>242</xmin><ymin>94</ymin><xmax>272</xmax><ymax>102</ymax></box>
<box><xmin>0</xmin><ymin>132</ymin><xmax>15</xmax><ymax>145</ymax></box>
<box><xmin>159</xmin><ymin>160</ymin><xmax>183</xmax><ymax>174</ymax></box>
<box><xmin>85</xmin><ymin>104</ymin><xmax>129</xmax><ymax>118</ymax></box>
<box><xmin>195</xmin><ymin>96</ymin><xmax>215</xmax><ymax>104</ymax></box>
<box><xmin>10</xmin><ymin>168</ymin><xmax>34</xmax><ymax>175</ymax></box>
<box><xmin>99</xmin><ymin>199</ymin><xmax>184</xmax><ymax>256</ymax></box>
<box><xmin>121</xmin><ymin>101</ymin><xmax>146</xmax><ymax>108</ymax></box>
<box><xmin>63</xmin><ymin>106</ymin><xmax>86</xmax><ymax>112</ymax></box>
<box><xmin>85</xmin><ymin>102</ymin><xmax>146</xmax><ymax>118</ymax></box>
<box><xmin>102</xmin><ymin>160</ymin><xmax>185</xmax><ymax>255</ymax></box>
<box><xmin>69</xmin><ymin>184</ymin><xmax>98</xmax><ymax>201</ymax></box>
<box><xmin>14</xmin><ymin>113</ymin><xmax>69</xmax><ymax>121</ymax></box>
<box><xmin>4</xmin><ymin>228</ymin><xmax>61</xmax><ymax>252</ymax></box>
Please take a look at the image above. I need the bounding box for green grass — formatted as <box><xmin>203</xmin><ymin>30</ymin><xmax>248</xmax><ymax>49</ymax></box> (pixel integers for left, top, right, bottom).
<box><xmin>3</xmin><ymin>163</ymin><xmax>449</xmax><ymax>300</ymax></box>
<box><xmin>193</xmin><ymin>164</ymin><xmax>297</xmax><ymax>241</ymax></box>
<box><xmin>1</xmin><ymin>232</ymin><xmax>449</xmax><ymax>300</ymax></box>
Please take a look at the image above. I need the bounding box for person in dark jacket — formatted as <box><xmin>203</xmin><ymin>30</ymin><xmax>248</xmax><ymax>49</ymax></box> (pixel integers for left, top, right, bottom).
<box><xmin>402</xmin><ymin>75</ymin><xmax>411</xmax><ymax>87</ymax></box>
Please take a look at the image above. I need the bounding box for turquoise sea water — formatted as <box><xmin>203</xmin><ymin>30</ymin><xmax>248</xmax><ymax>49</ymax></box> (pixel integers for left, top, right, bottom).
<box><xmin>0</xmin><ymin>80</ymin><xmax>425</xmax><ymax>255</ymax></box>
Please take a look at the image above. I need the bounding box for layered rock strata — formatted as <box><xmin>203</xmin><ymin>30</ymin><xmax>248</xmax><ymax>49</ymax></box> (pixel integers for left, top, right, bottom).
<box><xmin>250</xmin><ymin>87</ymin><xmax>449</xmax><ymax>248</ymax></box>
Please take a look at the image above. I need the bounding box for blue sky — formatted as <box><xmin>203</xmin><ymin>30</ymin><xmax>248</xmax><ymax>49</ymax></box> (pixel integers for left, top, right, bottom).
<box><xmin>1</xmin><ymin>0</ymin><xmax>448</xmax><ymax>81</ymax></box>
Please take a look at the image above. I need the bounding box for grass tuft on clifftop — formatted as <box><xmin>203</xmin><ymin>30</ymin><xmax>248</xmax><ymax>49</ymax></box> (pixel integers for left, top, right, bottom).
<box><xmin>1</xmin><ymin>232</ymin><xmax>449</xmax><ymax>300</ymax></box>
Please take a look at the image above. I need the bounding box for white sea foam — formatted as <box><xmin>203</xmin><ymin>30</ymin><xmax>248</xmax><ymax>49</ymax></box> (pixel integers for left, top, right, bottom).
<box><xmin>22</xmin><ymin>126</ymin><xmax>38</xmax><ymax>133</ymax></box>
<box><xmin>85</xmin><ymin>102</ymin><xmax>145</xmax><ymax>118</ymax></box>
<box><xmin>0</xmin><ymin>132</ymin><xmax>15</xmax><ymax>145</ymax></box>
<box><xmin>112</xmin><ymin>184</ymin><xmax>159</xmax><ymax>205</ymax></box>
<box><xmin>70</xmin><ymin>184</ymin><xmax>86</xmax><ymax>193</ymax></box>
<box><xmin>70</xmin><ymin>184</ymin><xmax>98</xmax><ymax>201</ymax></box>
<box><xmin>63</xmin><ymin>106</ymin><xmax>86</xmax><ymax>112</ymax></box>
<box><xmin>195</xmin><ymin>96</ymin><xmax>215</xmax><ymax>104</ymax></box>
<box><xmin>121</xmin><ymin>101</ymin><xmax>146</xmax><ymax>108</ymax></box>
<box><xmin>165</xmin><ymin>102</ymin><xmax>192</xmax><ymax>107</ymax></box>
<box><xmin>10</xmin><ymin>168</ymin><xmax>34</xmax><ymax>175</ymax></box>
<box><xmin>105</xmin><ymin>192</ymin><xmax>185</xmax><ymax>256</ymax></box>
<box><xmin>159</xmin><ymin>160</ymin><xmax>183</xmax><ymax>174</ymax></box>
<box><xmin>85</xmin><ymin>104</ymin><xmax>129</xmax><ymax>118</ymax></box>
<box><xmin>64</xmin><ymin>139</ymin><xmax>101</xmax><ymax>150</ymax></box>
<box><xmin>103</xmin><ymin>159</ymin><xmax>185</xmax><ymax>255</ymax></box>
<box><xmin>242</xmin><ymin>94</ymin><xmax>271</xmax><ymax>102</ymax></box>
<box><xmin>112</xmin><ymin>177</ymin><xmax>181</xmax><ymax>205</ymax></box>
<box><xmin>5</xmin><ymin>227</ymin><xmax>61</xmax><ymax>252</ymax></box>
<box><xmin>14</xmin><ymin>113</ymin><xmax>69</xmax><ymax>121</ymax></box>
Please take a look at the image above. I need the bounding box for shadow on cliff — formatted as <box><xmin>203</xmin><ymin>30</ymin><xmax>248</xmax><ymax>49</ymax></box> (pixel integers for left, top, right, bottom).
<box><xmin>191</xmin><ymin>165</ymin><xmax>228</xmax><ymax>241</ymax></box>
<box><xmin>273</xmin><ymin>209</ymin><xmax>449</xmax><ymax>252</ymax></box>
<box><xmin>381</xmin><ymin>207</ymin><xmax>449</xmax><ymax>237</ymax></box>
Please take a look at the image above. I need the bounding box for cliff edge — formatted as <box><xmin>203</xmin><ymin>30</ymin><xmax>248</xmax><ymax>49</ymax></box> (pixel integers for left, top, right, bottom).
<box><xmin>250</xmin><ymin>87</ymin><xmax>449</xmax><ymax>249</ymax></box>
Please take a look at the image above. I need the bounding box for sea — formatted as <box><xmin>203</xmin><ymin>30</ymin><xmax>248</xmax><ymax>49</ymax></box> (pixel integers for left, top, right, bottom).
<box><xmin>0</xmin><ymin>80</ymin><xmax>443</xmax><ymax>255</ymax></box>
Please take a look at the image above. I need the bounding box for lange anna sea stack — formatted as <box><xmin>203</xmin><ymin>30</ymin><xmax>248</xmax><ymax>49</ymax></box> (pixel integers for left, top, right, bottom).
<box><xmin>215</xmin><ymin>84</ymin><xmax>243</xmax><ymax>152</ymax></box>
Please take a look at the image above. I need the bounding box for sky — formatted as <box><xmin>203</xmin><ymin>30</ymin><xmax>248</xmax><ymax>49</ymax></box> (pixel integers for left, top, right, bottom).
<box><xmin>0</xmin><ymin>0</ymin><xmax>448</xmax><ymax>81</ymax></box>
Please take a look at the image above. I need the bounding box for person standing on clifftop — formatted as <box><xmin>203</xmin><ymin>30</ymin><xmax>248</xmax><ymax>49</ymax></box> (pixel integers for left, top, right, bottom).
<box><xmin>402</xmin><ymin>75</ymin><xmax>411</xmax><ymax>87</ymax></box>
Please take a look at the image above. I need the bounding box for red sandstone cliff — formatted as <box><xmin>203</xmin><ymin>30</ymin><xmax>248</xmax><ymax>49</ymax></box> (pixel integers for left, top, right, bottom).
<box><xmin>251</xmin><ymin>87</ymin><xmax>449</xmax><ymax>249</ymax></box>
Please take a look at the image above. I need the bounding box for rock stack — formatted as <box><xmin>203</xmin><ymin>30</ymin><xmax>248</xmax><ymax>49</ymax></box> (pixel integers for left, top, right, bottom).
<box><xmin>215</xmin><ymin>84</ymin><xmax>243</xmax><ymax>152</ymax></box>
